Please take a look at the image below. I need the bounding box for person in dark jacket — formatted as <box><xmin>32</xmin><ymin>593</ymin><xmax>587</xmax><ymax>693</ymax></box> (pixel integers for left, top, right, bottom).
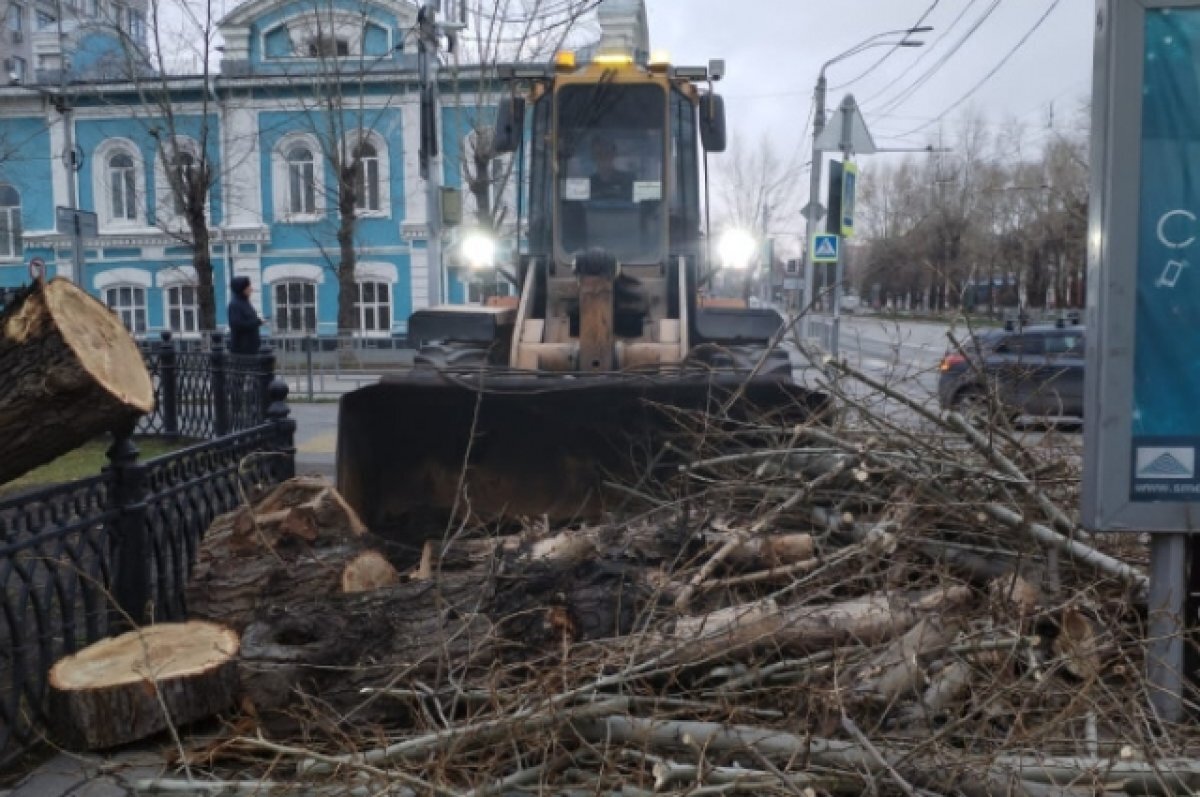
<box><xmin>227</xmin><ymin>276</ymin><xmax>263</xmax><ymax>355</ymax></box>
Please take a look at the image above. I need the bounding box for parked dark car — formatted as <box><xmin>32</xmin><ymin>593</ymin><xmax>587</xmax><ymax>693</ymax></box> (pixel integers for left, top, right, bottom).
<box><xmin>937</xmin><ymin>323</ymin><xmax>1086</xmax><ymax>420</ymax></box>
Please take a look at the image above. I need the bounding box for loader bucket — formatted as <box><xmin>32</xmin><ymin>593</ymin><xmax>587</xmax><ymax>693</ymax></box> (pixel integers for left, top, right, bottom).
<box><xmin>337</xmin><ymin>369</ymin><xmax>826</xmax><ymax>540</ymax></box>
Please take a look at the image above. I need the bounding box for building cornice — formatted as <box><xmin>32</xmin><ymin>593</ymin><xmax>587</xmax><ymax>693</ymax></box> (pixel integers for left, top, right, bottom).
<box><xmin>24</xmin><ymin>225</ymin><xmax>271</xmax><ymax>248</ymax></box>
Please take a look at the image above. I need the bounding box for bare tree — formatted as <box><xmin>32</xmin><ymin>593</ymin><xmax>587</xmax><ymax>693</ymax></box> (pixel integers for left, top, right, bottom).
<box><xmin>110</xmin><ymin>0</ymin><xmax>222</xmax><ymax>330</ymax></box>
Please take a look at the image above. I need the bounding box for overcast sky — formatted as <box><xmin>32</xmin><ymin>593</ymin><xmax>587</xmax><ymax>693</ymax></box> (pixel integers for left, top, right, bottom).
<box><xmin>647</xmin><ymin>0</ymin><xmax>1093</xmax><ymax>163</ymax></box>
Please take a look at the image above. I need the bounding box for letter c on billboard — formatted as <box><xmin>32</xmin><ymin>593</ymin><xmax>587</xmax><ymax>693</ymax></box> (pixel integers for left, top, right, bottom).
<box><xmin>1158</xmin><ymin>209</ymin><xmax>1197</xmax><ymax>249</ymax></box>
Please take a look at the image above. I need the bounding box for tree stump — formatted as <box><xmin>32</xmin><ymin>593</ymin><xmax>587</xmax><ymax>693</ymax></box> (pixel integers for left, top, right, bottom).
<box><xmin>48</xmin><ymin>621</ymin><xmax>239</xmax><ymax>750</ymax></box>
<box><xmin>186</xmin><ymin>478</ymin><xmax>399</xmax><ymax>631</ymax></box>
<box><xmin>0</xmin><ymin>278</ymin><xmax>154</xmax><ymax>484</ymax></box>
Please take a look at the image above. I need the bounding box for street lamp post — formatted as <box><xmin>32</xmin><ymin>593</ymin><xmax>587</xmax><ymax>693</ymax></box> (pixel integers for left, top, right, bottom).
<box><xmin>802</xmin><ymin>27</ymin><xmax>929</xmax><ymax>342</ymax></box>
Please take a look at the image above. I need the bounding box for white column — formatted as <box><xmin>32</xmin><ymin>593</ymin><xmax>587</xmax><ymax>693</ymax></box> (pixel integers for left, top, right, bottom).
<box><xmin>223</xmin><ymin>105</ymin><xmax>263</xmax><ymax>228</ymax></box>
<box><xmin>401</xmin><ymin>98</ymin><xmax>427</xmax><ymax>227</ymax></box>
<box><xmin>409</xmin><ymin>246</ymin><xmax>430</xmax><ymax>311</ymax></box>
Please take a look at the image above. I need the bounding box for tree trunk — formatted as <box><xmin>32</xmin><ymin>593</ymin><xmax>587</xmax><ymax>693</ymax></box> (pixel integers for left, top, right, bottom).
<box><xmin>189</xmin><ymin>162</ymin><xmax>217</xmax><ymax>332</ymax></box>
<box><xmin>186</xmin><ymin>477</ymin><xmax>398</xmax><ymax>632</ymax></box>
<box><xmin>48</xmin><ymin>621</ymin><xmax>239</xmax><ymax>750</ymax></box>
<box><xmin>0</xmin><ymin>278</ymin><xmax>155</xmax><ymax>484</ymax></box>
<box><xmin>336</xmin><ymin>167</ymin><xmax>358</xmax><ymax>334</ymax></box>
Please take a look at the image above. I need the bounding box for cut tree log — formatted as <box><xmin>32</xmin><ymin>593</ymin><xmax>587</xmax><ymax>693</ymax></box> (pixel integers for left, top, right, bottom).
<box><xmin>48</xmin><ymin>621</ymin><xmax>239</xmax><ymax>750</ymax></box>
<box><xmin>0</xmin><ymin>278</ymin><xmax>154</xmax><ymax>484</ymax></box>
<box><xmin>186</xmin><ymin>478</ymin><xmax>398</xmax><ymax>631</ymax></box>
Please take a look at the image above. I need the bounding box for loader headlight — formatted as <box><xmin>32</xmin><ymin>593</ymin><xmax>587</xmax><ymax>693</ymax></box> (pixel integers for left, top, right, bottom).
<box><xmin>719</xmin><ymin>229</ymin><xmax>758</xmax><ymax>271</ymax></box>
<box><xmin>461</xmin><ymin>231</ymin><xmax>496</xmax><ymax>270</ymax></box>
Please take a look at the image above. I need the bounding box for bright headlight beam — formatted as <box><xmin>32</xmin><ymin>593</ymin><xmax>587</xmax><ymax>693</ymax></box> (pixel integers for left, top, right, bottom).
<box><xmin>461</xmin><ymin>232</ymin><xmax>496</xmax><ymax>269</ymax></box>
<box><xmin>719</xmin><ymin>229</ymin><xmax>758</xmax><ymax>270</ymax></box>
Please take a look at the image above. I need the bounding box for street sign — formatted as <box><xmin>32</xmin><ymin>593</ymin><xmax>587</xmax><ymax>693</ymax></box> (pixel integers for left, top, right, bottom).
<box><xmin>826</xmin><ymin>160</ymin><xmax>858</xmax><ymax>239</ymax></box>
<box><xmin>28</xmin><ymin>257</ymin><xmax>44</xmax><ymax>281</ymax></box>
<box><xmin>56</xmin><ymin>207</ymin><xmax>98</xmax><ymax>238</ymax></box>
<box><xmin>814</xmin><ymin>94</ymin><xmax>877</xmax><ymax>155</ymax></box>
<box><xmin>840</xmin><ymin>161</ymin><xmax>858</xmax><ymax>238</ymax></box>
<box><xmin>811</xmin><ymin>234</ymin><xmax>838</xmax><ymax>263</ymax></box>
<box><xmin>800</xmin><ymin>201</ymin><xmax>826</xmax><ymax>222</ymax></box>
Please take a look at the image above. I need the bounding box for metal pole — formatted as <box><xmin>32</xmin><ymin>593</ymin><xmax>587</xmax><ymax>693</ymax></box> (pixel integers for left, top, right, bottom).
<box><xmin>1147</xmin><ymin>533</ymin><xmax>1189</xmax><ymax>725</ymax></box>
<box><xmin>52</xmin><ymin>99</ymin><xmax>84</xmax><ymax>283</ymax></box>
<box><xmin>803</xmin><ymin>72</ymin><xmax>827</xmax><ymax>339</ymax></box>
<box><xmin>831</xmin><ymin>96</ymin><xmax>853</xmax><ymax>358</ymax></box>
<box><xmin>419</xmin><ymin>1</ymin><xmax>444</xmax><ymax>307</ymax></box>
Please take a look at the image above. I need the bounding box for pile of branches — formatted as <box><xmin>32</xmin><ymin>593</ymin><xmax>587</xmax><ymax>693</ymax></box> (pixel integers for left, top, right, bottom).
<box><xmin>136</xmin><ymin>356</ymin><xmax>1195</xmax><ymax>797</ymax></box>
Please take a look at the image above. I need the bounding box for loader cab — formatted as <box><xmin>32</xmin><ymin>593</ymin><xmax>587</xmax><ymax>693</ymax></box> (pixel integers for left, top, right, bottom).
<box><xmin>523</xmin><ymin>70</ymin><xmax>706</xmax><ymax>272</ymax></box>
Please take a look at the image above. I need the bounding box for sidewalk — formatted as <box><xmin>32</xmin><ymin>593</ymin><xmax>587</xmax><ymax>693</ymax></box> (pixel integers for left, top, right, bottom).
<box><xmin>5</xmin><ymin>750</ymin><xmax>168</xmax><ymax>797</ymax></box>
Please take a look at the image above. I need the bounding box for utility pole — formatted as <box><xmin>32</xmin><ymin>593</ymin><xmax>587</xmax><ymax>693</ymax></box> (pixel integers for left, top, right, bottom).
<box><xmin>418</xmin><ymin>1</ymin><xmax>445</xmax><ymax>306</ymax></box>
<box><xmin>830</xmin><ymin>96</ymin><xmax>854</xmax><ymax>357</ymax></box>
<box><xmin>802</xmin><ymin>73</ymin><xmax>826</xmax><ymax>339</ymax></box>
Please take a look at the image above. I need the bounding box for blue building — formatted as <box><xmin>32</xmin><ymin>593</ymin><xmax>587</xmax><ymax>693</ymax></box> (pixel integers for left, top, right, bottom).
<box><xmin>0</xmin><ymin>0</ymin><xmax>546</xmax><ymax>339</ymax></box>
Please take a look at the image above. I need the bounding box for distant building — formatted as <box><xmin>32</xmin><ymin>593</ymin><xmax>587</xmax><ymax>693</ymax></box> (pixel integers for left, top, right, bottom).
<box><xmin>0</xmin><ymin>0</ymin><xmax>646</xmax><ymax>340</ymax></box>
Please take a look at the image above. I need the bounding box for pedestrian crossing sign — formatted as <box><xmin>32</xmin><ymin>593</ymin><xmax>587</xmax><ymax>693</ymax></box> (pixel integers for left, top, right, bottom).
<box><xmin>812</xmin><ymin>234</ymin><xmax>839</xmax><ymax>263</ymax></box>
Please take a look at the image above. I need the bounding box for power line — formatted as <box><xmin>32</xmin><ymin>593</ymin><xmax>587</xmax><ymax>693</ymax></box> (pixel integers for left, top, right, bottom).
<box><xmin>828</xmin><ymin>0</ymin><xmax>940</xmax><ymax>91</ymax></box>
<box><xmin>859</xmin><ymin>0</ymin><xmax>984</xmax><ymax>107</ymax></box>
<box><xmin>893</xmin><ymin>1</ymin><xmax>1064</xmax><ymax>139</ymax></box>
<box><xmin>869</xmin><ymin>0</ymin><xmax>1003</xmax><ymax>117</ymax></box>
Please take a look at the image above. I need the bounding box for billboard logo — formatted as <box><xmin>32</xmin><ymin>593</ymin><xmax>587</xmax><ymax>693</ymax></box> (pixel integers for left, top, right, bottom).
<box><xmin>1136</xmin><ymin>447</ymin><xmax>1196</xmax><ymax>479</ymax></box>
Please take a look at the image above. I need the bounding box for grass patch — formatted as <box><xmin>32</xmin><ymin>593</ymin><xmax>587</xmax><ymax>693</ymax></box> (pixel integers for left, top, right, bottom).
<box><xmin>0</xmin><ymin>437</ymin><xmax>190</xmax><ymax>498</ymax></box>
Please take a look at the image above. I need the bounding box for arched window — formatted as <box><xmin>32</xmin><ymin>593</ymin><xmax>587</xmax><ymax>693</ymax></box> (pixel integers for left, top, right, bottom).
<box><xmin>109</xmin><ymin>150</ymin><xmax>138</xmax><ymax>221</ymax></box>
<box><xmin>353</xmin><ymin>141</ymin><xmax>379</xmax><ymax>212</ymax></box>
<box><xmin>0</xmin><ymin>185</ymin><xmax>22</xmax><ymax>258</ymax></box>
<box><xmin>286</xmin><ymin>144</ymin><xmax>316</xmax><ymax>215</ymax></box>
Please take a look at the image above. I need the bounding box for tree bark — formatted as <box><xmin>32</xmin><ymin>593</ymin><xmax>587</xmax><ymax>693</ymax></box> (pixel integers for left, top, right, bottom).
<box><xmin>186</xmin><ymin>478</ymin><xmax>398</xmax><ymax>632</ymax></box>
<box><xmin>48</xmin><ymin>621</ymin><xmax>238</xmax><ymax>750</ymax></box>
<box><xmin>336</xmin><ymin>165</ymin><xmax>358</xmax><ymax>334</ymax></box>
<box><xmin>0</xmin><ymin>278</ymin><xmax>155</xmax><ymax>484</ymax></box>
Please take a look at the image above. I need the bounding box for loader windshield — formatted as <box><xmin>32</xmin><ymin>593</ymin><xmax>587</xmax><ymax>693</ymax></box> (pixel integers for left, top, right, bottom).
<box><xmin>555</xmin><ymin>83</ymin><xmax>667</xmax><ymax>265</ymax></box>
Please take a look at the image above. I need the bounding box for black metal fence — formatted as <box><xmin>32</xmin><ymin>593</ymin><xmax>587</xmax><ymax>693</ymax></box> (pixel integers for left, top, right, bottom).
<box><xmin>0</xmin><ymin>341</ymin><xmax>297</xmax><ymax>768</ymax></box>
<box><xmin>138</xmin><ymin>332</ymin><xmax>274</xmax><ymax>439</ymax></box>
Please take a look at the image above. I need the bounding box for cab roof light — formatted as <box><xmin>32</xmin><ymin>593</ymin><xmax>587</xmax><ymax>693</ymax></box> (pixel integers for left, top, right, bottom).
<box><xmin>593</xmin><ymin>52</ymin><xmax>634</xmax><ymax>66</ymax></box>
<box><xmin>671</xmin><ymin>66</ymin><xmax>709</xmax><ymax>81</ymax></box>
<box><xmin>554</xmin><ymin>51</ymin><xmax>576</xmax><ymax>71</ymax></box>
<box><xmin>648</xmin><ymin>49</ymin><xmax>671</xmax><ymax>72</ymax></box>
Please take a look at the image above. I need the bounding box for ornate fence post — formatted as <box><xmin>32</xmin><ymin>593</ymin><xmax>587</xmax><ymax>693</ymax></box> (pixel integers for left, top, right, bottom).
<box><xmin>107</xmin><ymin>421</ymin><xmax>151</xmax><ymax>628</ymax></box>
<box><xmin>257</xmin><ymin>340</ymin><xmax>276</xmax><ymax>424</ymax></box>
<box><xmin>210</xmin><ymin>332</ymin><xmax>230</xmax><ymax>438</ymax></box>
<box><xmin>267</xmin><ymin>378</ymin><xmax>296</xmax><ymax>481</ymax></box>
<box><xmin>159</xmin><ymin>331</ymin><xmax>179</xmax><ymax>439</ymax></box>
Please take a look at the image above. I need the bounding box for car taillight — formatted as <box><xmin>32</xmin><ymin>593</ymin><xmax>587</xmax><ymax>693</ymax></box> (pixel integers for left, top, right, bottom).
<box><xmin>939</xmin><ymin>353</ymin><xmax>966</xmax><ymax>372</ymax></box>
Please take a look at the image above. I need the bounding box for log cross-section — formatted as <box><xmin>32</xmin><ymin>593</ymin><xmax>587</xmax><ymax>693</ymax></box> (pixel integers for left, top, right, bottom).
<box><xmin>0</xmin><ymin>278</ymin><xmax>155</xmax><ymax>484</ymax></box>
<box><xmin>48</xmin><ymin>621</ymin><xmax>239</xmax><ymax>751</ymax></box>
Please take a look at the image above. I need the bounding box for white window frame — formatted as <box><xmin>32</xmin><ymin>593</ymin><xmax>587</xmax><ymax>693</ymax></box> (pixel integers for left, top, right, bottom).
<box><xmin>103</xmin><ymin>285</ymin><xmax>148</xmax><ymax>335</ymax></box>
<box><xmin>271</xmin><ymin>280</ymin><xmax>318</xmax><ymax>336</ymax></box>
<box><xmin>154</xmin><ymin>137</ymin><xmax>205</xmax><ymax>230</ymax></box>
<box><xmin>157</xmin><ymin>266</ymin><xmax>201</xmax><ymax>338</ymax></box>
<box><xmin>94</xmin><ymin>138</ymin><xmax>146</xmax><ymax>229</ymax></box>
<box><xmin>345</xmin><ymin>129</ymin><xmax>390</xmax><ymax>218</ymax></box>
<box><xmin>352</xmin><ymin>262</ymin><xmax>395</xmax><ymax>337</ymax></box>
<box><xmin>354</xmin><ymin>281</ymin><xmax>390</xmax><ymax>337</ymax></box>
<box><xmin>0</xmin><ymin>184</ymin><xmax>22</xmax><ymax>260</ymax></box>
<box><xmin>272</xmin><ymin>133</ymin><xmax>324</xmax><ymax>222</ymax></box>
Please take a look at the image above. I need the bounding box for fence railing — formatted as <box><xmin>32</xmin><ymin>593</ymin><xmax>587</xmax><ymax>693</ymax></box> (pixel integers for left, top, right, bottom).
<box><xmin>273</xmin><ymin>334</ymin><xmax>414</xmax><ymax>399</ymax></box>
<box><xmin>0</xmin><ymin>354</ymin><xmax>296</xmax><ymax>767</ymax></box>
<box><xmin>138</xmin><ymin>332</ymin><xmax>276</xmax><ymax>439</ymax></box>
